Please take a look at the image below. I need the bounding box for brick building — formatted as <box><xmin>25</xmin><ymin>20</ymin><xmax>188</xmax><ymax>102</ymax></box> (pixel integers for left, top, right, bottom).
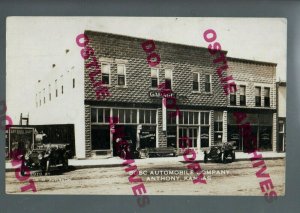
<box><xmin>33</xmin><ymin>30</ymin><xmax>279</xmax><ymax>159</ymax></box>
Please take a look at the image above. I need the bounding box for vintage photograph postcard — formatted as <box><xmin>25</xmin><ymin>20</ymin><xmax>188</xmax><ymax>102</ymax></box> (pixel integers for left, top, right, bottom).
<box><xmin>5</xmin><ymin>17</ymin><xmax>286</xmax><ymax>199</ymax></box>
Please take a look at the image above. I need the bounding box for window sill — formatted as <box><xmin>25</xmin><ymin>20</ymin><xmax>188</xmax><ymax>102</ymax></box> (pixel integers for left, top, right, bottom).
<box><xmin>192</xmin><ymin>91</ymin><xmax>201</xmax><ymax>94</ymax></box>
<box><xmin>115</xmin><ymin>85</ymin><xmax>128</xmax><ymax>88</ymax></box>
<box><xmin>203</xmin><ymin>92</ymin><xmax>213</xmax><ymax>95</ymax></box>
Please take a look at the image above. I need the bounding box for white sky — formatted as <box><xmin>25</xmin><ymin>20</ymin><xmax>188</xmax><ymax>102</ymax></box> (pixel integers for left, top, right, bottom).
<box><xmin>6</xmin><ymin>17</ymin><xmax>287</xmax><ymax>122</ymax></box>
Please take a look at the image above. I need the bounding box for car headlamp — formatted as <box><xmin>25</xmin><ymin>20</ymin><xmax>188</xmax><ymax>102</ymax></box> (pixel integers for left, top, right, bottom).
<box><xmin>38</xmin><ymin>153</ymin><xmax>43</xmax><ymax>160</ymax></box>
<box><xmin>217</xmin><ymin>149</ymin><xmax>221</xmax><ymax>154</ymax></box>
<box><xmin>25</xmin><ymin>154</ymin><xmax>30</xmax><ymax>160</ymax></box>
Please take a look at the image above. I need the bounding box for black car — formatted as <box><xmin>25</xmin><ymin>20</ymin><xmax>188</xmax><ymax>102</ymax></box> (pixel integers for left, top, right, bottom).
<box><xmin>116</xmin><ymin>136</ymin><xmax>140</xmax><ymax>159</ymax></box>
<box><xmin>203</xmin><ymin>141</ymin><xmax>236</xmax><ymax>163</ymax></box>
<box><xmin>22</xmin><ymin>144</ymin><xmax>71</xmax><ymax>175</ymax></box>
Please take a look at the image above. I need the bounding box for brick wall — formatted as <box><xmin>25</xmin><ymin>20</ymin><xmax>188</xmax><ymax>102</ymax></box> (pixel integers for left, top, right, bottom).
<box><xmin>85</xmin><ymin>104</ymin><xmax>91</xmax><ymax>157</ymax></box>
<box><xmin>84</xmin><ymin>30</ymin><xmax>227</xmax><ymax>108</ymax></box>
<box><xmin>227</xmin><ymin>58</ymin><xmax>277</xmax><ymax>110</ymax></box>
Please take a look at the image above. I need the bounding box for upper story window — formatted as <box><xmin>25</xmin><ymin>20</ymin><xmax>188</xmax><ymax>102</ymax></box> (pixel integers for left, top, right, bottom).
<box><xmin>193</xmin><ymin>72</ymin><xmax>200</xmax><ymax>92</ymax></box>
<box><xmin>102</xmin><ymin>63</ymin><xmax>110</xmax><ymax>85</ymax></box>
<box><xmin>165</xmin><ymin>69</ymin><xmax>172</xmax><ymax>90</ymax></box>
<box><xmin>151</xmin><ymin>68</ymin><xmax>159</xmax><ymax>88</ymax></box>
<box><xmin>264</xmin><ymin>87</ymin><xmax>270</xmax><ymax>107</ymax></box>
<box><xmin>240</xmin><ymin>85</ymin><xmax>246</xmax><ymax>106</ymax></box>
<box><xmin>204</xmin><ymin>74</ymin><xmax>211</xmax><ymax>92</ymax></box>
<box><xmin>73</xmin><ymin>78</ymin><xmax>75</xmax><ymax>88</ymax></box>
<box><xmin>117</xmin><ymin>64</ymin><xmax>126</xmax><ymax>86</ymax></box>
<box><xmin>48</xmin><ymin>84</ymin><xmax>51</xmax><ymax>101</ymax></box>
<box><xmin>255</xmin><ymin>86</ymin><xmax>261</xmax><ymax>107</ymax></box>
<box><xmin>61</xmin><ymin>85</ymin><xmax>64</xmax><ymax>94</ymax></box>
<box><xmin>230</xmin><ymin>85</ymin><xmax>237</xmax><ymax>105</ymax></box>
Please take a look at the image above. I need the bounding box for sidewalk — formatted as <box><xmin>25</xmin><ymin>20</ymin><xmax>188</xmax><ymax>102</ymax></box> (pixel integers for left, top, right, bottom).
<box><xmin>5</xmin><ymin>151</ymin><xmax>285</xmax><ymax>171</ymax></box>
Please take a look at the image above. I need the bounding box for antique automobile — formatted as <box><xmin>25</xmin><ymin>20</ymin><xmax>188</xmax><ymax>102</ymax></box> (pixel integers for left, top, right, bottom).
<box><xmin>21</xmin><ymin>144</ymin><xmax>71</xmax><ymax>175</ymax></box>
<box><xmin>202</xmin><ymin>141</ymin><xmax>237</xmax><ymax>163</ymax></box>
<box><xmin>116</xmin><ymin>136</ymin><xmax>140</xmax><ymax>159</ymax></box>
<box><xmin>142</xmin><ymin>147</ymin><xmax>178</xmax><ymax>158</ymax></box>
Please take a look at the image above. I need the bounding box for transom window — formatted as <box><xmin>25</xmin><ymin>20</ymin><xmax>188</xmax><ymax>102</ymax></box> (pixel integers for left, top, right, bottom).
<box><xmin>113</xmin><ymin>109</ymin><xmax>137</xmax><ymax>124</ymax></box>
<box><xmin>139</xmin><ymin>109</ymin><xmax>156</xmax><ymax>124</ymax></box>
<box><xmin>91</xmin><ymin>108</ymin><xmax>111</xmax><ymax>123</ymax></box>
<box><xmin>200</xmin><ymin>112</ymin><xmax>210</xmax><ymax>125</ymax></box>
<box><xmin>179</xmin><ymin>111</ymin><xmax>199</xmax><ymax>125</ymax></box>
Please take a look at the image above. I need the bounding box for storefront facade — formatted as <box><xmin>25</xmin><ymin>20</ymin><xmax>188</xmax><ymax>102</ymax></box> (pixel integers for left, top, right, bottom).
<box><xmin>83</xmin><ymin>31</ymin><xmax>278</xmax><ymax>158</ymax></box>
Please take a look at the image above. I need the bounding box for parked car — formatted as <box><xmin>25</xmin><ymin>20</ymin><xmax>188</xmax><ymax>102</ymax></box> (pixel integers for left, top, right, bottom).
<box><xmin>21</xmin><ymin>144</ymin><xmax>71</xmax><ymax>175</ymax></box>
<box><xmin>203</xmin><ymin>141</ymin><xmax>236</xmax><ymax>163</ymax></box>
<box><xmin>116</xmin><ymin>136</ymin><xmax>140</xmax><ymax>159</ymax></box>
<box><xmin>142</xmin><ymin>147</ymin><xmax>178</xmax><ymax>158</ymax></box>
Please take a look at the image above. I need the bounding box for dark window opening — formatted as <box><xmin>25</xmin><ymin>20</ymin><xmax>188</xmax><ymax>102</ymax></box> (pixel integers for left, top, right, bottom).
<box><xmin>193</xmin><ymin>73</ymin><xmax>199</xmax><ymax>91</ymax></box>
<box><xmin>240</xmin><ymin>85</ymin><xmax>246</xmax><ymax>106</ymax></box>
<box><xmin>255</xmin><ymin>87</ymin><xmax>261</xmax><ymax>107</ymax></box>
<box><xmin>264</xmin><ymin>88</ymin><xmax>270</xmax><ymax>107</ymax></box>
<box><xmin>102</xmin><ymin>74</ymin><xmax>110</xmax><ymax>85</ymax></box>
<box><xmin>204</xmin><ymin>75</ymin><xmax>211</xmax><ymax>92</ymax></box>
<box><xmin>118</xmin><ymin>75</ymin><xmax>125</xmax><ymax>86</ymax></box>
<box><xmin>230</xmin><ymin>94</ymin><xmax>236</xmax><ymax>105</ymax></box>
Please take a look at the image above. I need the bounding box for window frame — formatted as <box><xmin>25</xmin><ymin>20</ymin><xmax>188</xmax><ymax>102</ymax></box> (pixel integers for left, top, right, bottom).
<box><xmin>255</xmin><ymin>86</ymin><xmax>262</xmax><ymax>107</ymax></box>
<box><xmin>151</xmin><ymin>68</ymin><xmax>159</xmax><ymax>88</ymax></box>
<box><xmin>192</xmin><ymin>72</ymin><xmax>200</xmax><ymax>92</ymax></box>
<box><xmin>204</xmin><ymin>74</ymin><xmax>212</xmax><ymax>93</ymax></box>
<box><xmin>101</xmin><ymin>63</ymin><xmax>111</xmax><ymax>86</ymax></box>
<box><xmin>164</xmin><ymin>68</ymin><xmax>173</xmax><ymax>90</ymax></box>
<box><xmin>117</xmin><ymin>64</ymin><xmax>126</xmax><ymax>86</ymax></box>
<box><xmin>264</xmin><ymin>87</ymin><xmax>271</xmax><ymax>107</ymax></box>
<box><xmin>239</xmin><ymin>85</ymin><xmax>246</xmax><ymax>106</ymax></box>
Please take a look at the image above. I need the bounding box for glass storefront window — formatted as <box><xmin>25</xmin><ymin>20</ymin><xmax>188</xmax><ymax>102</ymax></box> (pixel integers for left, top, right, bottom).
<box><xmin>139</xmin><ymin>110</ymin><xmax>144</xmax><ymax>123</ymax></box>
<box><xmin>119</xmin><ymin>109</ymin><xmax>125</xmax><ymax>123</ymax></box>
<box><xmin>132</xmin><ymin>109</ymin><xmax>137</xmax><ymax>123</ymax></box>
<box><xmin>91</xmin><ymin>108</ymin><xmax>97</xmax><ymax>123</ymax></box>
<box><xmin>200</xmin><ymin>126</ymin><xmax>209</xmax><ymax>147</ymax></box>
<box><xmin>145</xmin><ymin>110</ymin><xmax>150</xmax><ymax>123</ymax></box>
<box><xmin>125</xmin><ymin>109</ymin><xmax>131</xmax><ymax>123</ymax></box>
<box><xmin>98</xmin><ymin>108</ymin><xmax>103</xmax><ymax>123</ymax></box>
<box><xmin>151</xmin><ymin>110</ymin><xmax>156</xmax><ymax>124</ymax></box>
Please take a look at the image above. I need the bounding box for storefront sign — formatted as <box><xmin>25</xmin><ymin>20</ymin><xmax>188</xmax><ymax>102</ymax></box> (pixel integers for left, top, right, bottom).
<box><xmin>148</xmin><ymin>90</ymin><xmax>176</xmax><ymax>98</ymax></box>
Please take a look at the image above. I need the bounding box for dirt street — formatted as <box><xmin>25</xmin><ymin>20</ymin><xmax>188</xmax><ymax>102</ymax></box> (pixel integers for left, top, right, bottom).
<box><xmin>6</xmin><ymin>159</ymin><xmax>285</xmax><ymax>196</ymax></box>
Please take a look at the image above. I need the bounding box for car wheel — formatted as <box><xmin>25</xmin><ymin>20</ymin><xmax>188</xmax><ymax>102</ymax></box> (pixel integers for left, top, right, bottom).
<box><xmin>232</xmin><ymin>152</ymin><xmax>236</xmax><ymax>162</ymax></box>
<box><xmin>41</xmin><ymin>160</ymin><xmax>49</xmax><ymax>175</ymax></box>
<box><xmin>222</xmin><ymin>153</ymin><xmax>227</xmax><ymax>164</ymax></box>
<box><xmin>120</xmin><ymin>150</ymin><xmax>127</xmax><ymax>159</ymax></box>
<box><xmin>62</xmin><ymin>158</ymin><xmax>69</xmax><ymax>171</ymax></box>
<box><xmin>204</xmin><ymin>153</ymin><xmax>208</xmax><ymax>163</ymax></box>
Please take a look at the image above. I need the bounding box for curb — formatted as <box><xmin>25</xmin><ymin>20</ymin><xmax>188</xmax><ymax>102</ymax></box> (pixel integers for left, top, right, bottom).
<box><xmin>5</xmin><ymin>156</ymin><xmax>285</xmax><ymax>172</ymax></box>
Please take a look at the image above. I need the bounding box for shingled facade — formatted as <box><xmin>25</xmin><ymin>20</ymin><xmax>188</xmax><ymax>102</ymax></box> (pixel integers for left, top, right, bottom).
<box><xmin>83</xmin><ymin>30</ymin><xmax>277</xmax><ymax>157</ymax></box>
